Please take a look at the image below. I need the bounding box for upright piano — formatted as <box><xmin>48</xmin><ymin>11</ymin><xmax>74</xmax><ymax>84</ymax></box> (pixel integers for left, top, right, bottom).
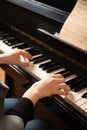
<box><xmin>0</xmin><ymin>0</ymin><xmax>87</xmax><ymax>129</ymax></box>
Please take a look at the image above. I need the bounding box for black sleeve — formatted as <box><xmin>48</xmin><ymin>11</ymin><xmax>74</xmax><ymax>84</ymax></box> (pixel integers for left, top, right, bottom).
<box><xmin>5</xmin><ymin>98</ymin><xmax>35</xmax><ymax>125</ymax></box>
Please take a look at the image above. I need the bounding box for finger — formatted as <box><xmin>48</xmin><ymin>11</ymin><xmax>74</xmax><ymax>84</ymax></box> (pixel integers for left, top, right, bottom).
<box><xmin>57</xmin><ymin>83</ymin><xmax>70</xmax><ymax>93</ymax></box>
<box><xmin>19</xmin><ymin>55</ymin><xmax>31</xmax><ymax>66</ymax></box>
<box><xmin>20</xmin><ymin>62</ymin><xmax>30</xmax><ymax>67</ymax></box>
<box><xmin>51</xmin><ymin>74</ymin><xmax>64</xmax><ymax>79</ymax></box>
<box><xmin>21</xmin><ymin>50</ymin><xmax>32</xmax><ymax>60</ymax></box>
<box><xmin>53</xmin><ymin>78</ymin><xmax>65</xmax><ymax>83</ymax></box>
<box><xmin>54</xmin><ymin>89</ymin><xmax>67</xmax><ymax>96</ymax></box>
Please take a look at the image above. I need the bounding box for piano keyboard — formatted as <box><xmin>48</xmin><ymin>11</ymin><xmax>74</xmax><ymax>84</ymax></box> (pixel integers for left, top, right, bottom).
<box><xmin>0</xmin><ymin>28</ymin><xmax>87</xmax><ymax>117</ymax></box>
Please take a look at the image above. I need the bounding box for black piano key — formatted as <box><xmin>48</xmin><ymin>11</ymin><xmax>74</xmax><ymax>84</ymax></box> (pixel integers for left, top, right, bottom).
<box><xmin>12</xmin><ymin>44</ymin><xmax>24</xmax><ymax>49</ymax></box>
<box><xmin>0</xmin><ymin>33</ymin><xmax>10</xmax><ymax>40</ymax></box>
<box><xmin>0</xmin><ymin>31</ymin><xmax>7</xmax><ymax>35</ymax></box>
<box><xmin>5</xmin><ymin>38</ymin><xmax>22</xmax><ymax>46</ymax></box>
<box><xmin>33</xmin><ymin>56</ymin><xmax>48</xmax><ymax>64</ymax></box>
<box><xmin>59</xmin><ymin>69</ymin><xmax>70</xmax><ymax>75</ymax></box>
<box><xmin>46</xmin><ymin>65</ymin><xmax>61</xmax><ymax>73</ymax></box>
<box><xmin>70</xmin><ymin>78</ymin><xmax>86</xmax><ymax>90</ymax></box>
<box><xmin>27</xmin><ymin>48</ymin><xmax>40</xmax><ymax>56</ymax></box>
<box><xmin>74</xmin><ymin>81</ymin><xmax>87</xmax><ymax>92</ymax></box>
<box><xmin>39</xmin><ymin>60</ymin><xmax>54</xmax><ymax>68</ymax></box>
<box><xmin>82</xmin><ymin>92</ymin><xmax>87</xmax><ymax>98</ymax></box>
<box><xmin>31</xmin><ymin>54</ymin><xmax>43</xmax><ymax>60</ymax></box>
<box><xmin>0</xmin><ymin>34</ymin><xmax>14</xmax><ymax>40</ymax></box>
<box><xmin>16</xmin><ymin>43</ymin><xmax>30</xmax><ymax>49</ymax></box>
<box><xmin>66</xmin><ymin>77</ymin><xmax>82</xmax><ymax>89</ymax></box>
<box><xmin>4</xmin><ymin>39</ymin><xmax>17</xmax><ymax>45</ymax></box>
<box><xmin>62</xmin><ymin>72</ymin><xmax>74</xmax><ymax>78</ymax></box>
<box><xmin>42</xmin><ymin>62</ymin><xmax>59</xmax><ymax>70</ymax></box>
<box><xmin>57</xmin><ymin>69</ymin><xmax>73</xmax><ymax>78</ymax></box>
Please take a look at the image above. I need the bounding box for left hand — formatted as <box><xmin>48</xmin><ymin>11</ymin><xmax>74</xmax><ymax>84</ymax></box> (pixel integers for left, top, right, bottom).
<box><xmin>0</xmin><ymin>48</ymin><xmax>32</xmax><ymax>67</ymax></box>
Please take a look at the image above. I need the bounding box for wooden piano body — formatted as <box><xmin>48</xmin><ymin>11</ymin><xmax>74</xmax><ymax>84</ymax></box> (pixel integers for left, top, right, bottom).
<box><xmin>0</xmin><ymin>0</ymin><xmax>87</xmax><ymax>129</ymax></box>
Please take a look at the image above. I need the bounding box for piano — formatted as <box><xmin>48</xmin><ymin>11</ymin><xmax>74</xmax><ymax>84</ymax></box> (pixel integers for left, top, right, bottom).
<box><xmin>0</xmin><ymin>0</ymin><xmax>87</xmax><ymax>129</ymax></box>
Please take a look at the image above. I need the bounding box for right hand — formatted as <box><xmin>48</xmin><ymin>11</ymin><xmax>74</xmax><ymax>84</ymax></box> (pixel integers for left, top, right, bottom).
<box><xmin>22</xmin><ymin>74</ymin><xmax>70</xmax><ymax>105</ymax></box>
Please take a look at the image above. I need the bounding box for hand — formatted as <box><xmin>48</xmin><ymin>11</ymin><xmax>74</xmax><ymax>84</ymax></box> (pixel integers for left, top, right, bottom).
<box><xmin>22</xmin><ymin>74</ymin><xmax>70</xmax><ymax>105</ymax></box>
<box><xmin>0</xmin><ymin>48</ymin><xmax>32</xmax><ymax>67</ymax></box>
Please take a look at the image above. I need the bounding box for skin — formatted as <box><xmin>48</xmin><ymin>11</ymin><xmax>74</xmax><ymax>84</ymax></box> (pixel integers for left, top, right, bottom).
<box><xmin>23</xmin><ymin>74</ymin><xmax>70</xmax><ymax>105</ymax></box>
<box><xmin>0</xmin><ymin>48</ymin><xmax>32</xmax><ymax>66</ymax></box>
<box><xmin>0</xmin><ymin>48</ymin><xmax>70</xmax><ymax>105</ymax></box>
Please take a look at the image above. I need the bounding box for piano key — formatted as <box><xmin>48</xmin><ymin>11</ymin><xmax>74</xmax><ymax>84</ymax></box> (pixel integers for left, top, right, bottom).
<box><xmin>74</xmin><ymin>82</ymin><xmax>87</xmax><ymax>92</ymax></box>
<box><xmin>0</xmin><ymin>32</ymin><xmax>9</xmax><ymax>37</ymax></box>
<box><xmin>20</xmin><ymin>62</ymin><xmax>50</xmax><ymax>79</ymax></box>
<box><xmin>77</xmin><ymin>87</ymin><xmax>87</xmax><ymax>96</ymax></box>
<box><xmin>80</xmin><ymin>103</ymin><xmax>87</xmax><ymax>110</ymax></box>
<box><xmin>32</xmin><ymin>54</ymin><xmax>43</xmax><ymax>59</ymax></box>
<box><xmin>40</xmin><ymin>61</ymin><xmax>58</xmax><ymax>70</ymax></box>
<box><xmin>27</xmin><ymin>48</ymin><xmax>41</xmax><ymax>56</ymax></box>
<box><xmin>3</xmin><ymin>36</ymin><xmax>15</xmax><ymax>43</ymax></box>
<box><xmin>65</xmin><ymin>74</ymin><xmax>77</xmax><ymax>82</ymax></box>
<box><xmin>33</xmin><ymin>56</ymin><xmax>49</xmax><ymax>64</ymax></box>
<box><xmin>68</xmin><ymin>88</ymin><xmax>87</xmax><ymax>105</ymax></box>
<box><xmin>82</xmin><ymin>92</ymin><xmax>87</xmax><ymax>98</ymax></box>
<box><xmin>55</xmin><ymin>69</ymin><xmax>77</xmax><ymax>82</ymax></box>
<box><xmin>17</xmin><ymin>43</ymin><xmax>31</xmax><ymax>50</ymax></box>
<box><xmin>49</xmin><ymin>67</ymin><xmax>66</xmax><ymax>74</ymax></box>
<box><xmin>65</xmin><ymin>91</ymin><xmax>81</xmax><ymax>103</ymax></box>
<box><xmin>3</xmin><ymin>39</ymin><xmax>25</xmax><ymax>50</ymax></box>
<box><xmin>0</xmin><ymin>34</ymin><xmax>14</xmax><ymax>40</ymax></box>
<box><xmin>39</xmin><ymin>60</ymin><xmax>53</xmax><ymax>68</ymax></box>
<box><xmin>3</xmin><ymin>37</ymin><xmax>22</xmax><ymax>46</ymax></box>
<box><xmin>46</xmin><ymin>65</ymin><xmax>62</xmax><ymax>73</ymax></box>
<box><xmin>66</xmin><ymin>77</ymin><xmax>82</xmax><ymax>87</ymax></box>
<box><xmin>55</xmin><ymin>91</ymin><xmax>87</xmax><ymax>116</ymax></box>
<box><xmin>31</xmin><ymin>55</ymin><xmax>45</xmax><ymax>62</ymax></box>
<box><xmin>76</xmin><ymin>99</ymin><xmax>87</xmax><ymax>106</ymax></box>
<box><xmin>63</xmin><ymin>90</ymin><xmax>87</xmax><ymax>116</ymax></box>
<box><xmin>59</xmin><ymin>69</ymin><xmax>70</xmax><ymax>75</ymax></box>
<box><xmin>0</xmin><ymin>40</ymin><xmax>12</xmax><ymax>52</ymax></box>
<box><xmin>12</xmin><ymin>43</ymin><xmax>25</xmax><ymax>48</ymax></box>
<box><xmin>43</xmin><ymin>62</ymin><xmax>60</xmax><ymax>70</ymax></box>
<box><xmin>39</xmin><ymin>60</ymin><xmax>55</xmax><ymax>68</ymax></box>
<box><xmin>62</xmin><ymin>71</ymin><xmax>74</xmax><ymax>78</ymax></box>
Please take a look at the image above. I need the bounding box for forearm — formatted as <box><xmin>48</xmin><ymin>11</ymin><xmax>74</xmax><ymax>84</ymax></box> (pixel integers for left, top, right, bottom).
<box><xmin>0</xmin><ymin>54</ymin><xmax>8</xmax><ymax>64</ymax></box>
<box><xmin>22</xmin><ymin>86</ymin><xmax>41</xmax><ymax>106</ymax></box>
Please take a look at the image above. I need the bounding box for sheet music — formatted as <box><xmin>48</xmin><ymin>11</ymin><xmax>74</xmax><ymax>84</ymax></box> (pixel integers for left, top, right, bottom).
<box><xmin>58</xmin><ymin>0</ymin><xmax>87</xmax><ymax>51</ymax></box>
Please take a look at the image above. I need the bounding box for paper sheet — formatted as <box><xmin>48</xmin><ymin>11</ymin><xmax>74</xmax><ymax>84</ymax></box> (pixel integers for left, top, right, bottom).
<box><xmin>58</xmin><ymin>0</ymin><xmax>87</xmax><ymax>51</ymax></box>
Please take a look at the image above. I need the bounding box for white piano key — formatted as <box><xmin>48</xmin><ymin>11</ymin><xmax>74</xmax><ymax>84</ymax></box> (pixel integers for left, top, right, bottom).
<box><xmin>11</xmin><ymin>42</ymin><xmax>24</xmax><ymax>48</ymax></box>
<box><xmin>0</xmin><ymin>41</ymin><xmax>12</xmax><ymax>52</ymax></box>
<box><xmin>50</xmin><ymin>67</ymin><xmax>65</xmax><ymax>74</ymax></box>
<box><xmin>80</xmin><ymin>103</ymin><xmax>87</xmax><ymax>110</ymax></box>
<box><xmin>32</xmin><ymin>54</ymin><xmax>42</xmax><ymax>58</ymax></box>
<box><xmin>65</xmin><ymin>91</ymin><xmax>79</xmax><ymax>104</ymax></box>
<box><xmin>76</xmin><ymin>99</ymin><xmax>87</xmax><ymax>106</ymax></box>
<box><xmin>77</xmin><ymin>87</ymin><xmax>87</xmax><ymax>95</ymax></box>
<box><xmin>21</xmin><ymin>62</ymin><xmax>49</xmax><ymax>79</ymax></box>
<box><xmin>65</xmin><ymin>74</ymin><xmax>77</xmax><ymax>82</ymax></box>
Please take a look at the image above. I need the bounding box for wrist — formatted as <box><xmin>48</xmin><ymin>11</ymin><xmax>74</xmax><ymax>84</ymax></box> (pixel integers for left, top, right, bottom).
<box><xmin>0</xmin><ymin>54</ymin><xmax>8</xmax><ymax>64</ymax></box>
<box><xmin>22</xmin><ymin>88</ymin><xmax>40</xmax><ymax>106</ymax></box>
